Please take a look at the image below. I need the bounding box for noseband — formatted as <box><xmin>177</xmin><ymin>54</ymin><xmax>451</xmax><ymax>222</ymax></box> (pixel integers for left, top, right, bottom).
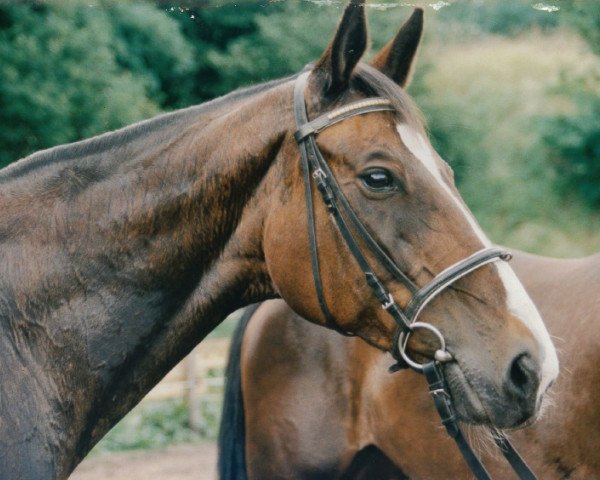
<box><xmin>293</xmin><ymin>71</ymin><xmax>537</xmax><ymax>480</ymax></box>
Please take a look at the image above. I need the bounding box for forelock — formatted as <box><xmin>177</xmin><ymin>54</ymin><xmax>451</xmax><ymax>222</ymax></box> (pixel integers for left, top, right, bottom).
<box><xmin>351</xmin><ymin>64</ymin><xmax>426</xmax><ymax>133</ymax></box>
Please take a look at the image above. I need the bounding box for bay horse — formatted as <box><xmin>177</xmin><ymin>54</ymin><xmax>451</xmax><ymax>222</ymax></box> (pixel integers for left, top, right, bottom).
<box><xmin>0</xmin><ymin>2</ymin><xmax>556</xmax><ymax>479</ymax></box>
<box><xmin>222</xmin><ymin>249</ymin><xmax>600</xmax><ymax>479</ymax></box>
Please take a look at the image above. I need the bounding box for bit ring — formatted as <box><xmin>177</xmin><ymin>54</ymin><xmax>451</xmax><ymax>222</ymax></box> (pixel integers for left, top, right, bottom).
<box><xmin>398</xmin><ymin>321</ymin><xmax>452</xmax><ymax>371</ymax></box>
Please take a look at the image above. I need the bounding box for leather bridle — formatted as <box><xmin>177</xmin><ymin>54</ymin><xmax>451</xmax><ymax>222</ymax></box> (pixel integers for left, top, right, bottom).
<box><xmin>292</xmin><ymin>71</ymin><xmax>537</xmax><ymax>480</ymax></box>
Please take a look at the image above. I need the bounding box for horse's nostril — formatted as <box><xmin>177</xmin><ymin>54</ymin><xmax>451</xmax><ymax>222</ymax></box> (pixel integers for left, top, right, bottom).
<box><xmin>507</xmin><ymin>353</ymin><xmax>539</xmax><ymax>400</ymax></box>
<box><xmin>511</xmin><ymin>355</ymin><xmax>529</xmax><ymax>390</ymax></box>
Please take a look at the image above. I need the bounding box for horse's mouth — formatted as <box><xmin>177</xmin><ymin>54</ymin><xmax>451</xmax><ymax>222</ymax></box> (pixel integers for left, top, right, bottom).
<box><xmin>443</xmin><ymin>361</ymin><xmax>541</xmax><ymax>429</ymax></box>
<box><xmin>443</xmin><ymin>362</ymin><xmax>490</xmax><ymax>425</ymax></box>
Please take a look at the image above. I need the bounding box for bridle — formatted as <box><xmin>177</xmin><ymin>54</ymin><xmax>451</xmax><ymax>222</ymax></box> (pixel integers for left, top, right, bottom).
<box><xmin>293</xmin><ymin>71</ymin><xmax>510</xmax><ymax>364</ymax></box>
<box><xmin>293</xmin><ymin>71</ymin><xmax>537</xmax><ymax>480</ymax></box>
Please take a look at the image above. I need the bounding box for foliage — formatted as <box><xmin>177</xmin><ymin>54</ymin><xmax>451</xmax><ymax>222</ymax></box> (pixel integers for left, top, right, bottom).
<box><xmin>433</xmin><ymin>0</ymin><xmax>559</xmax><ymax>38</ymax></box>
<box><xmin>1</xmin><ymin>0</ymin><xmax>597</xmax><ymax>252</ymax></box>
<box><xmin>168</xmin><ymin>3</ymin><xmax>282</xmax><ymax>102</ymax></box>
<box><xmin>179</xmin><ymin>2</ymin><xmax>418</xmax><ymax>99</ymax></box>
<box><xmin>410</xmin><ymin>32</ymin><xmax>600</xmax><ymax>255</ymax></box>
<box><xmin>106</xmin><ymin>3</ymin><xmax>196</xmax><ymax>108</ymax></box>
<box><xmin>0</xmin><ymin>2</ymin><xmax>194</xmax><ymax>167</ymax></box>
<box><xmin>537</xmin><ymin>1</ymin><xmax>600</xmax><ymax>210</ymax></box>
<box><xmin>92</xmin><ymin>391</ymin><xmax>226</xmax><ymax>453</ymax></box>
<box><xmin>559</xmin><ymin>0</ymin><xmax>600</xmax><ymax>55</ymax></box>
<box><xmin>542</xmin><ymin>80</ymin><xmax>600</xmax><ymax>208</ymax></box>
<box><xmin>203</xmin><ymin>2</ymin><xmax>335</xmax><ymax>96</ymax></box>
<box><xmin>93</xmin><ymin>399</ymin><xmax>203</xmax><ymax>453</ymax></box>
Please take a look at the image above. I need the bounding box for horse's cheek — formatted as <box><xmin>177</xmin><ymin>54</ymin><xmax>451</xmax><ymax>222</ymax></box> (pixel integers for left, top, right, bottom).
<box><xmin>262</xmin><ymin>203</ymin><xmax>323</xmax><ymax>326</ymax></box>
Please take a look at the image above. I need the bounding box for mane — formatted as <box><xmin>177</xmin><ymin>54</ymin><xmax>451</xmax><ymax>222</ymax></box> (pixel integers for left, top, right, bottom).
<box><xmin>0</xmin><ymin>75</ymin><xmax>296</xmax><ymax>183</ymax></box>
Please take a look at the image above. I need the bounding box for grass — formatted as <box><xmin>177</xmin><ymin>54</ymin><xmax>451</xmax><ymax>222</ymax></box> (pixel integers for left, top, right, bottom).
<box><xmin>91</xmin><ymin>399</ymin><xmax>204</xmax><ymax>455</ymax></box>
<box><xmin>91</xmin><ymin>396</ymin><xmax>224</xmax><ymax>456</ymax></box>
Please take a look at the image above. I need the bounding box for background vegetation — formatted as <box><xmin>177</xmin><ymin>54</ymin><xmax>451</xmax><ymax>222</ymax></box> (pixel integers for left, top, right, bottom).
<box><xmin>1</xmin><ymin>0</ymin><xmax>598</xmax><ymax>452</ymax></box>
<box><xmin>1</xmin><ymin>0</ymin><xmax>598</xmax><ymax>256</ymax></box>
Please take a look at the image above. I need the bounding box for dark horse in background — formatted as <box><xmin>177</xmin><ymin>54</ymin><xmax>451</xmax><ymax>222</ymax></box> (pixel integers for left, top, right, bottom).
<box><xmin>221</xmin><ymin>249</ymin><xmax>600</xmax><ymax>479</ymax></box>
<box><xmin>0</xmin><ymin>2</ymin><xmax>556</xmax><ymax>478</ymax></box>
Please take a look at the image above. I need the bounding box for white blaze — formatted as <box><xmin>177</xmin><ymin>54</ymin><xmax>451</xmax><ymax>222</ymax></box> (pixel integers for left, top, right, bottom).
<box><xmin>495</xmin><ymin>262</ymin><xmax>559</xmax><ymax>397</ymax></box>
<box><xmin>396</xmin><ymin>123</ymin><xmax>559</xmax><ymax>394</ymax></box>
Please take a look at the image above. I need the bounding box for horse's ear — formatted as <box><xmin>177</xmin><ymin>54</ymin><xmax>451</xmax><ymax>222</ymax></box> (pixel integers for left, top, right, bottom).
<box><xmin>313</xmin><ymin>0</ymin><xmax>368</xmax><ymax>98</ymax></box>
<box><xmin>370</xmin><ymin>8</ymin><xmax>423</xmax><ymax>88</ymax></box>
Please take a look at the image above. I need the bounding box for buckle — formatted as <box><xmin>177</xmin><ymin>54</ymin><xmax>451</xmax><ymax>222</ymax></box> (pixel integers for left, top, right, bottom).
<box><xmin>312</xmin><ymin>168</ymin><xmax>327</xmax><ymax>182</ymax></box>
<box><xmin>430</xmin><ymin>388</ymin><xmax>451</xmax><ymax>399</ymax></box>
<box><xmin>381</xmin><ymin>294</ymin><xmax>396</xmax><ymax>311</ymax></box>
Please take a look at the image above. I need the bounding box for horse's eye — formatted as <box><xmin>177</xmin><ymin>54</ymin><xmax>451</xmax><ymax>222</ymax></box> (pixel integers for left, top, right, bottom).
<box><xmin>360</xmin><ymin>169</ymin><xmax>395</xmax><ymax>191</ymax></box>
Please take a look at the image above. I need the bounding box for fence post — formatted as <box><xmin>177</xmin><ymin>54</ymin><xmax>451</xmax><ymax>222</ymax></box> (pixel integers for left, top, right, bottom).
<box><xmin>186</xmin><ymin>351</ymin><xmax>201</xmax><ymax>432</ymax></box>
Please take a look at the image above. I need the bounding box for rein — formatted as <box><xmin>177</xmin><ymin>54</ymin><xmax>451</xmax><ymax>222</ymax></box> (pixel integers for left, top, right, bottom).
<box><xmin>292</xmin><ymin>71</ymin><xmax>537</xmax><ymax>480</ymax></box>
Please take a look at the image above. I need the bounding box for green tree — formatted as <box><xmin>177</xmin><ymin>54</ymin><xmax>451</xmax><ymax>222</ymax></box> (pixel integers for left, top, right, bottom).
<box><xmin>0</xmin><ymin>2</ymin><xmax>195</xmax><ymax>167</ymax></box>
<box><xmin>560</xmin><ymin>0</ymin><xmax>600</xmax><ymax>55</ymax></box>
<box><xmin>107</xmin><ymin>3</ymin><xmax>197</xmax><ymax>109</ymax></box>
<box><xmin>168</xmin><ymin>3</ymin><xmax>286</xmax><ymax>102</ymax></box>
<box><xmin>195</xmin><ymin>2</ymin><xmax>415</xmax><ymax>98</ymax></box>
<box><xmin>540</xmin><ymin>2</ymin><xmax>600</xmax><ymax>208</ymax></box>
<box><xmin>542</xmin><ymin>82</ymin><xmax>600</xmax><ymax>208</ymax></box>
<box><xmin>435</xmin><ymin>0</ymin><xmax>559</xmax><ymax>37</ymax></box>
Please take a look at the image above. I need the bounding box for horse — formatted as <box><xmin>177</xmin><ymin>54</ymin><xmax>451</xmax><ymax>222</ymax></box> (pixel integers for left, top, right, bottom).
<box><xmin>0</xmin><ymin>2</ymin><xmax>557</xmax><ymax>478</ymax></box>
<box><xmin>221</xmin><ymin>249</ymin><xmax>600</xmax><ymax>479</ymax></box>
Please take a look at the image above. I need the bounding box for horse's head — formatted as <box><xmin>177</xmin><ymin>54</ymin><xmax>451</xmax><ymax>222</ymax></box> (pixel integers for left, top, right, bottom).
<box><xmin>263</xmin><ymin>2</ymin><xmax>557</xmax><ymax>429</ymax></box>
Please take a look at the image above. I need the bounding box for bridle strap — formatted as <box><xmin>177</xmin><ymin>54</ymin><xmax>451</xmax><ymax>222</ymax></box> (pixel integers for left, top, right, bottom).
<box><xmin>423</xmin><ymin>362</ymin><xmax>493</xmax><ymax>480</ymax></box>
<box><xmin>297</xmin><ymin>105</ymin><xmax>342</xmax><ymax>333</ymax></box>
<box><xmin>391</xmin><ymin>246</ymin><xmax>511</xmax><ymax>362</ymax></box>
<box><xmin>294</xmin><ymin>72</ymin><xmax>413</xmax><ymax>335</ymax></box>
<box><xmin>295</xmin><ymin>98</ymin><xmax>396</xmax><ymax>143</ymax></box>
<box><xmin>423</xmin><ymin>362</ymin><xmax>538</xmax><ymax>480</ymax></box>
<box><xmin>406</xmin><ymin>247</ymin><xmax>512</xmax><ymax>320</ymax></box>
<box><xmin>492</xmin><ymin>431</ymin><xmax>538</xmax><ymax>480</ymax></box>
<box><xmin>294</xmin><ymin>73</ymin><xmax>416</xmax><ymax>292</ymax></box>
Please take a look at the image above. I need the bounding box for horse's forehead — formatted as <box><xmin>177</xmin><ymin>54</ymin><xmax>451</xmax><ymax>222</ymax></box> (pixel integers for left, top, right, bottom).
<box><xmin>318</xmin><ymin>116</ymin><xmax>451</xmax><ymax>192</ymax></box>
<box><xmin>317</xmin><ymin>113</ymin><xmax>402</xmax><ymax>153</ymax></box>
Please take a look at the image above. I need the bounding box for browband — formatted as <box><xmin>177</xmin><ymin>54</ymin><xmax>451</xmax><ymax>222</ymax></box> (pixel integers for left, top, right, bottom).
<box><xmin>294</xmin><ymin>98</ymin><xmax>394</xmax><ymax>143</ymax></box>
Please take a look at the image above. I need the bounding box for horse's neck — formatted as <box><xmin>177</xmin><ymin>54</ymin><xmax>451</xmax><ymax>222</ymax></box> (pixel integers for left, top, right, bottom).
<box><xmin>506</xmin><ymin>251</ymin><xmax>600</xmax><ymax>475</ymax></box>
<box><xmin>0</xmin><ymin>85</ymin><xmax>291</xmax><ymax>478</ymax></box>
<box><xmin>512</xmin><ymin>251</ymin><xmax>600</xmax><ymax>334</ymax></box>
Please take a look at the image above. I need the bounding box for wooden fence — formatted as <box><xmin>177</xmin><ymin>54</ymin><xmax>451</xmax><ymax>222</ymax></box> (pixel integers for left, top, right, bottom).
<box><xmin>144</xmin><ymin>337</ymin><xmax>231</xmax><ymax>431</ymax></box>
